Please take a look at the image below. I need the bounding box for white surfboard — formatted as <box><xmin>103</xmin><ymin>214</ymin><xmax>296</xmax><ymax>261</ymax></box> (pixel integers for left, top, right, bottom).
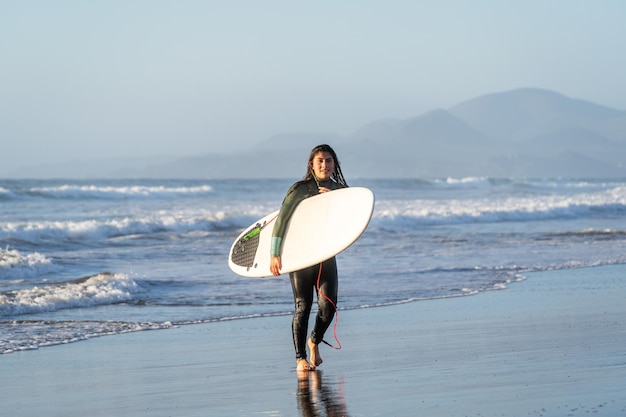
<box><xmin>228</xmin><ymin>187</ymin><xmax>375</xmax><ymax>278</ymax></box>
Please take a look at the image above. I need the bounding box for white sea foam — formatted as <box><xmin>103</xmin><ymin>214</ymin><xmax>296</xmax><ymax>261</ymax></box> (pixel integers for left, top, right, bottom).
<box><xmin>0</xmin><ymin>184</ymin><xmax>626</xmax><ymax>241</ymax></box>
<box><xmin>443</xmin><ymin>176</ymin><xmax>489</xmax><ymax>186</ymax></box>
<box><xmin>0</xmin><ymin>320</ymin><xmax>173</xmax><ymax>354</ymax></box>
<box><xmin>0</xmin><ymin>209</ymin><xmax>253</xmax><ymax>242</ymax></box>
<box><xmin>0</xmin><ymin>247</ymin><xmax>54</xmax><ymax>279</ymax></box>
<box><xmin>373</xmin><ymin>186</ymin><xmax>626</xmax><ymax>226</ymax></box>
<box><xmin>2</xmin><ymin>187</ymin><xmax>625</xmax><ymax>243</ymax></box>
<box><xmin>29</xmin><ymin>184</ymin><xmax>214</xmax><ymax>199</ymax></box>
<box><xmin>425</xmin><ymin>177</ymin><xmax>626</xmax><ymax>192</ymax></box>
<box><xmin>0</xmin><ymin>272</ymin><xmax>141</xmax><ymax>316</ymax></box>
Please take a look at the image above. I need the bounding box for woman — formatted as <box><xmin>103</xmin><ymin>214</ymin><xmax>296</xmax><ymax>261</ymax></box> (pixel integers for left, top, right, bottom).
<box><xmin>270</xmin><ymin>144</ymin><xmax>349</xmax><ymax>371</ymax></box>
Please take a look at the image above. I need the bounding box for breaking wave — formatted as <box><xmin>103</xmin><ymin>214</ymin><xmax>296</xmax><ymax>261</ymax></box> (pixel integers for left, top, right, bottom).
<box><xmin>0</xmin><ymin>272</ymin><xmax>142</xmax><ymax>316</ymax></box>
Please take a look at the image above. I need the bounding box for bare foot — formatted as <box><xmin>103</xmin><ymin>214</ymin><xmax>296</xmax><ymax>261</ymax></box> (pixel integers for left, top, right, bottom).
<box><xmin>296</xmin><ymin>358</ymin><xmax>315</xmax><ymax>371</ymax></box>
<box><xmin>308</xmin><ymin>338</ymin><xmax>323</xmax><ymax>367</ymax></box>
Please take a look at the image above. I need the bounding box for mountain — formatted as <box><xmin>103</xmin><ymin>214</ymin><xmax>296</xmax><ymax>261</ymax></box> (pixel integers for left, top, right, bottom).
<box><xmin>337</xmin><ymin>88</ymin><xmax>626</xmax><ymax>178</ymax></box>
<box><xmin>7</xmin><ymin>88</ymin><xmax>626</xmax><ymax>178</ymax></box>
<box><xmin>353</xmin><ymin>109</ymin><xmax>498</xmax><ymax>150</ymax></box>
<box><xmin>345</xmin><ymin>109</ymin><xmax>506</xmax><ymax>177</ymax></box>
<box><xmin>449</xmin><ymin>87</ymin><xmax>626</xmax><ymax>143</ymax></box>
<box><xmin>521</xmin><ymin>127</ymin><xmax>625</xmax><ymax>166</ymax></box>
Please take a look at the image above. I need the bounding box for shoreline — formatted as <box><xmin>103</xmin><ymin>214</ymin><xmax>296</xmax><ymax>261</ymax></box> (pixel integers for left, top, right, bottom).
<box><xmin>2</xmin><ymin>264</ymin><xmax>625</xmax><ymax>416</ymax></box>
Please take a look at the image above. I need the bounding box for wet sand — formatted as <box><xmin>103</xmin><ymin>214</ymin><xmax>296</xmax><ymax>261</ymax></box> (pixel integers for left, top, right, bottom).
<box><xmin>2</xmin><ymin>264</ymin><xmax>625</xmax><ymax>416</ymax></box>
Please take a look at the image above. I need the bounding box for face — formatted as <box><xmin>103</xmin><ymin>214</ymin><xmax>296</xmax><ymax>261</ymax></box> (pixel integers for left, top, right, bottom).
<box><xmin>310</xmin><ymin>151</ymin><xmax>335</xmax><ymax>181</ymax></box>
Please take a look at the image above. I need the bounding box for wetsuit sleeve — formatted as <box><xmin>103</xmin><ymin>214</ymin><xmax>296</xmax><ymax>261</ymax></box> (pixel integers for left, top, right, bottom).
<box><xmin>270</xmin><ymin>183</ymin><xmax>310</xmax><ymax>257</ymax></box>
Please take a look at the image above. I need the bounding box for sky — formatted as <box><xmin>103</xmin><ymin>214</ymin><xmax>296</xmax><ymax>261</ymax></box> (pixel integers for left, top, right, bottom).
<box><xmin>1</xmin><ymin>0</ymin><xmax>625</xmax><ymax>174</ymax></box>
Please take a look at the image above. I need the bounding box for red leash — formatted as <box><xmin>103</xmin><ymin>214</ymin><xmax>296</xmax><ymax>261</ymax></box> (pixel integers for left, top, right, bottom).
<box><xmin>316</xmin><ymin>262</ymin><xmax>342</xmax><ymax>350</ymax></box>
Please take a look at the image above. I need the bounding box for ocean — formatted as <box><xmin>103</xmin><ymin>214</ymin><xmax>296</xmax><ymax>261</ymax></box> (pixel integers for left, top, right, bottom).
<box><xmin>1</xmin><ymin>177</ymin><xmax>625</xmax><ymax>354</ymax></box>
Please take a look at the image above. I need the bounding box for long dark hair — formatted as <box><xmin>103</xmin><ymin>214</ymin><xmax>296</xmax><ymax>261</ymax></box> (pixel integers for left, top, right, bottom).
<box><xmin>303</xmin><ymin>144</ymin><xmax>348</xmax><ymax>187</ymax></box>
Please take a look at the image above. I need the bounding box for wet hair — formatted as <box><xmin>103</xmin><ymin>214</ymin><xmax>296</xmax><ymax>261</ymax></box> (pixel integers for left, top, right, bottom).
<box><xmin>303</xmin><ymin>144</ymin><xmax>348</xmax><ymax>187</ymax></box>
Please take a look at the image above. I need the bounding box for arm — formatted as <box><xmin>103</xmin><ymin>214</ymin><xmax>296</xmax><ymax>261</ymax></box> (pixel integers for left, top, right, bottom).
<box><xmin>269</xmin><ymin>182</ymin><xmax>310</xmax><ymax>275</ymax></box>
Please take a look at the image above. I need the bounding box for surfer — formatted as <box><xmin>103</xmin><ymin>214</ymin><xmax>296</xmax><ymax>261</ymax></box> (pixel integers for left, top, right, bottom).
<box><xmin>270</xmin><ymin>144</ymin><xmax>349</xmax><ymax>371</ymax></box>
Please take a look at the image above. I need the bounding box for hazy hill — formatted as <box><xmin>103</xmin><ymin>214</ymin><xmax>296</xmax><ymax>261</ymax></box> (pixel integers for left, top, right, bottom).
<box><xmin>344</xmin><ymin>109</ymin><xmax>506</xmax><ymax>177</ymax></box>
<box><xmin>338</xmin><ymin>88</ymin><xmax>626</xmax><ymax>178</ymax></box>
<box><xmin>449</xmin><ymin>88</ymin><xmax>626</xmax><ymax>143</ymax></box>
<box><xmin>7</xmin><ymin>87</ymin><xmax>626</xmax><ymax>178</ymax></box>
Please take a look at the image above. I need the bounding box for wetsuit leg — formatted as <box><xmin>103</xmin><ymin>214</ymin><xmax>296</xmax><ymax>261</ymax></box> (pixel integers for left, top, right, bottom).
<box><xmin>290</xmin><ymin>258</ymin><xmax>339</xmax><ymax>358</ymax></box>
<box><xmin>310</xmin><ymin>257</ymin><xmax>338</xmax><ymax>345</ymax></box>
<box><xmin>290</xmin><ymin>266</ymin><xmax>315</xmax><ymax>360</ymax></box>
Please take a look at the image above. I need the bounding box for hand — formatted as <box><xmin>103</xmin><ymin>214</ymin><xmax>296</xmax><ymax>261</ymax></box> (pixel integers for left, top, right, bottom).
<box><xmin>318</xmin><ymin>187</ymin><xmax>331</xmax><ymax>193</ymax></box>
<box><xmin>270</xmin><ymin>256</ymin><xmax>282</xmax><ymax>276</ymax></box>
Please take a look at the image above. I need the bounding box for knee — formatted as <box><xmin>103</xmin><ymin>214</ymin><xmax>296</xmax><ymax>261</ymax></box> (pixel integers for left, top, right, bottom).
<box><xmin>318</xmin><ymin>298</ymin><xmax>336</xmax><ymax>322</ymax></box>
<box><xmin>294</xmin><ymin>297</ymin><xmax>311</xmax><ymax>316</ymax></box>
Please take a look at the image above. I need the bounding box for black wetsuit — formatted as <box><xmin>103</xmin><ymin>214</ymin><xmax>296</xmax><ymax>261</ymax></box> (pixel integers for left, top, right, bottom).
<box><xmin>271</xmin><ymin>178</ymin><xmax>346</xmax><ymax>360</ymax></box>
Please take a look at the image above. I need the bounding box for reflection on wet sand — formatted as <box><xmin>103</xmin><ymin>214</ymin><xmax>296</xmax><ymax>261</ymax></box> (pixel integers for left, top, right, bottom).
<box><xmin>296</xmin><ymin>370</ymin><xmax>349</xmax><ymax>417</ymax></box>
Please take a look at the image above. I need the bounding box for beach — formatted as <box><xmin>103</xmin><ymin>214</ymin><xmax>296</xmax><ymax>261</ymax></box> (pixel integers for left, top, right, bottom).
<box><xmin>2</xmin><ymin>264</ymin><xmax>625</xmax><ymax>417</ymax></box>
